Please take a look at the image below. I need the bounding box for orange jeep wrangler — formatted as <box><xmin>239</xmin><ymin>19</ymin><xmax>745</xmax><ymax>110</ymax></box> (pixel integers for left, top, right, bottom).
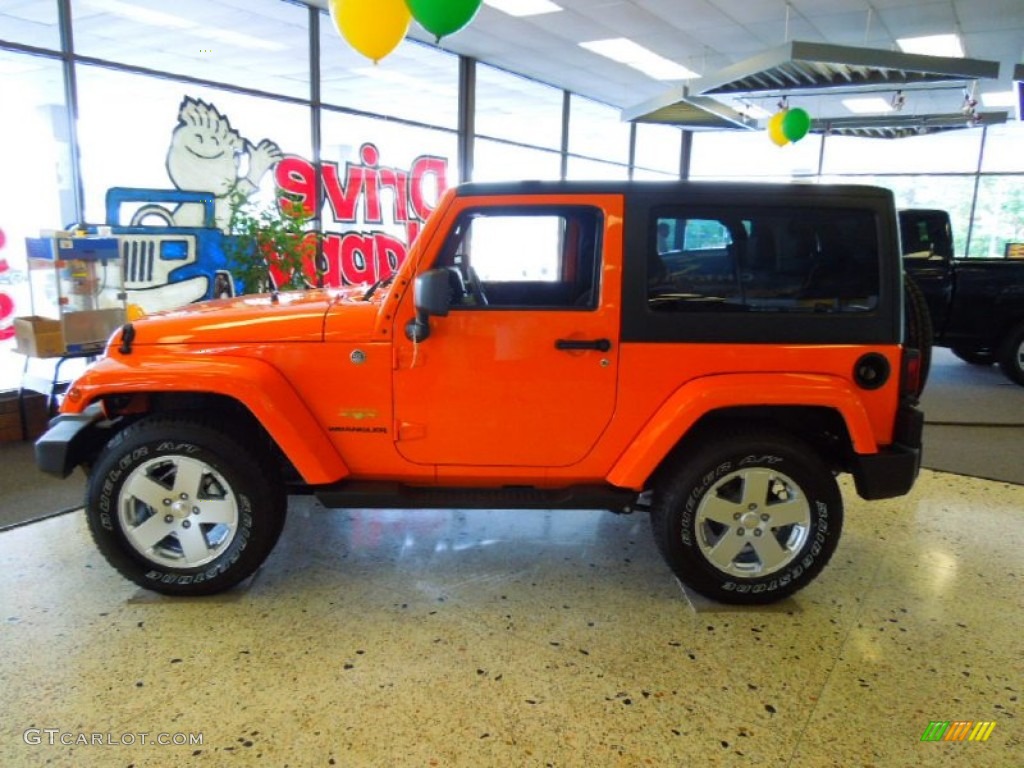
<box><xmin>37</xmin><ymin>181</ymin><xmax>925</xmax><ymax>604</ymax></box>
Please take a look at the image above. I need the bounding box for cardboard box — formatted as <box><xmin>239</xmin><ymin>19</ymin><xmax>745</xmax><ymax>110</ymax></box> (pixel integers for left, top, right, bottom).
<box><xmin>0</xmin><ymin>392</ymin><xmax>48</xmax><ymax>442</ymax></box>
<box><xmin>14</xmin><ymin>316</ymin><xmax>65</xmax><ymax>358</ymax></box>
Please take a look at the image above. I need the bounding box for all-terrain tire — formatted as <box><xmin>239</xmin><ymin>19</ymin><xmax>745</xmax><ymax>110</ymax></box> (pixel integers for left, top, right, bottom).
<box><xmin>85</xmin><ymin>415</ymin><xmax>286</xmax><ymax>596</ymax></box>
<box><xmin>649</xmin><ymin>431</ymin><xmax>843</xmax><ymax>605</ymax></box>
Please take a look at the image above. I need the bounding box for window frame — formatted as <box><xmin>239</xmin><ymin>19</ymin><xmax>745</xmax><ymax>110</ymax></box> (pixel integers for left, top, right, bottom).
<box><xmin>432</xmin><ymin>204</ymin><xmax>604</xmax><ymax>311</ymax></box>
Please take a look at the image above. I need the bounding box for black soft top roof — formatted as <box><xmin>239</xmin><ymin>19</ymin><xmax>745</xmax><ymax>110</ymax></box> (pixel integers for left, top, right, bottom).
<box><xmin>453</xmin><ymin>179</ymin><xmax>894</xmax><ymax>204</ymax></box>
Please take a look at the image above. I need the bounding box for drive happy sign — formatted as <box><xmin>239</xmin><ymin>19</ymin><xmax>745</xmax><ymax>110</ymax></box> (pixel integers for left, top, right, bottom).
<box><xmin>275</xmin><ymin>143</ymin><xmax>449</xmax><ymax>286</ymax></box>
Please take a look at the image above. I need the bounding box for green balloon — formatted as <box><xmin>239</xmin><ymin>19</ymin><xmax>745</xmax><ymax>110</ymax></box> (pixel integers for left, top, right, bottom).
<box><xmin>406</xmin><ymin>0</ymin><xmax>482</xmax><ymax>40</ymax></box>
<box><xmin>782</xmin><ymin>108</ymin><xmax>811</xmax><ymax>142</ymax></box>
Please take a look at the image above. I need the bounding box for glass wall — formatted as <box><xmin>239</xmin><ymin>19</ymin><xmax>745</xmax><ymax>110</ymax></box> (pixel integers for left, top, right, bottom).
<box><xmin>0</xmin><ymin>51</ymin><xmax>72</xmax><ymax>382</ymax></box>
<box><xmin>0</xmin><ymin>0</ymin><xmax>61</xmax><ymax>49</ymax></box>
<box><xmin>474</xmin><ymin>63</ymin><xmax>563</xmax><ymax>151</ymax></box>
<box><xmin>691</xmin><ymin>130</ymin><xmax>822</xmax><ymax>180</ymax></box>
<box><xmin>72</xmin><ymin>0</ymin><xmax>311</xmax><ymax>99</ymax></box>
<box><xmin>633</xmin><ymin>122</ymin><xmax>682</xmax><ymax>180</ymax></box>
<box><xmin>568</xmin><ymin>94</ymin><xmax>630</xmax><ymax>163</ymax></box>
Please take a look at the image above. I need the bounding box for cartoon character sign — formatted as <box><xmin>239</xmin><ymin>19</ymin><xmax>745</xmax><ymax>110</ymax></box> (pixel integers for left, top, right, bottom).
<box><xmin>163</xmin><ymin>97</ymin><xmax>282</xmax><ymax>231</ymax></box>
<box><xmin>91</xmin><ymin>95</ymin><xmax>450</xmax><ymax>314</ymax></box>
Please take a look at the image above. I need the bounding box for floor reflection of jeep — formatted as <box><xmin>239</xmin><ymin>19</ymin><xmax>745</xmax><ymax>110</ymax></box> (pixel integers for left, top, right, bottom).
<box><xmin>37</xmin><ymin>181</ymin><xmax>924</xmax><ymax>604</ymax></box>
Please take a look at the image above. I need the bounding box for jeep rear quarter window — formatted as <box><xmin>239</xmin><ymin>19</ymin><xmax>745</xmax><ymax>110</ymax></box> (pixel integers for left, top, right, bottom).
<box><xmin>649</xmin><ymin>208</ymin><xmax>880</xmax><ymax>315</ymax></box>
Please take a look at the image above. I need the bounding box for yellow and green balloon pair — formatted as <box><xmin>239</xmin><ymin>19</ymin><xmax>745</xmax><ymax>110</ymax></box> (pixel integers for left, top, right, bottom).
<box><xmin>768</xmin><ymin>108</ymin><xmax>812</xmax><ymax>146</ymax></box>
<box><xmin>331</xmin><ymin>0</ymin><xmax>483</xmax><ymax>63</ymax></box>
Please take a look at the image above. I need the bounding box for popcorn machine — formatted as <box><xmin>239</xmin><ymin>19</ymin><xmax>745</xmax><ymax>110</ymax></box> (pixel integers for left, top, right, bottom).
<box><xmin>20</xmin><ymin>232</ymin><xmax>126</xmax><ymax>356</ymax></box>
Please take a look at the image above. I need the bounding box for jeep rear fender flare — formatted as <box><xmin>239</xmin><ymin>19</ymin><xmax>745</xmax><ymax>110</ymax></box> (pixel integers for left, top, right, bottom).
<box><xmin>606</xmin><ymin>373</ymin><xmax>879</xmax><ymax>490</ymax></box>
<box><xmin>66</xmin><ymin>355</ymin><xmax>349</xmax><ymax>485</ymax></box>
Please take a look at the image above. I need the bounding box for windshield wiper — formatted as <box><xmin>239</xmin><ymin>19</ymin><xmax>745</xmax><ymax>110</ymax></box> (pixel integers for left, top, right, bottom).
<box><xmin>362</xmin><ymin>273</ymin><xmax>397</xmax><ymax>301</ymax></box>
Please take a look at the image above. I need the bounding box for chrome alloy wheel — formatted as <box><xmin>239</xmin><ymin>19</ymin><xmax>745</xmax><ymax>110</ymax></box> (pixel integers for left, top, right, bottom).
<box><xmin>694</xmin><ymin>467</ymin><xmax>811</xmax><ymax>578</ymax></box>
<box><xmin>118</xmin><ymin>455</ymin><xmax>239</xmax><ymax>568</ymax></box>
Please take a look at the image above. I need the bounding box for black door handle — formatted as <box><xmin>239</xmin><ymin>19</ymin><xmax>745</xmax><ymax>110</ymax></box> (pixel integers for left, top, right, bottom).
<box><xmin>555</xmin><ymin>338</ymin><xmax>611</xmax><ymax>352</ymax></box>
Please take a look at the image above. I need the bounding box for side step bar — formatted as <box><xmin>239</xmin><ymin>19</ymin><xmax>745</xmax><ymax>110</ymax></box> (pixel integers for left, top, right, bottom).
<box><xmin>313</xmin><ymin>482</ymin><xmax>638</xmax><ymax>512</ymax></box>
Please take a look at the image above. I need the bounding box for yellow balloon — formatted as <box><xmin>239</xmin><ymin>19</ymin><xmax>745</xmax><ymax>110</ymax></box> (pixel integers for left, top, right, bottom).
<box><xmin>768</xmin><ymin>111</ymin><xmax>790</xmax><ymax>147</ymax></box>
<box><xmin>330</xmin><ymin>0</ymin><xmax>411</xmax><ymax>63</ymax></box>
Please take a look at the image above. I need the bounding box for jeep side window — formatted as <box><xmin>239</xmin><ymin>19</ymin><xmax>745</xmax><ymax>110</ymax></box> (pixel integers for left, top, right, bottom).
<box><xmin>648</xmin><ymin>208</ymin><xmax>879</xmax><ymax>314</ymax></box>
<box><xmin>436</xmin><ymin>207</ymin><xmax>603</xmax><ymax>309</ymax></box>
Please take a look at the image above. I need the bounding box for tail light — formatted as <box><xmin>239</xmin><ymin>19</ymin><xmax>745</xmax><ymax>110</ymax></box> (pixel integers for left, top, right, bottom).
<box><xmin>901</xmin><ymin>348</ymin><xmax>922</xmax><ymax>400</ymax></box>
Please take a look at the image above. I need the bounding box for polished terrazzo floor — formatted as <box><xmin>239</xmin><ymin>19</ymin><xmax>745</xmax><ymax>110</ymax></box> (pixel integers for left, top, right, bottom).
<box><xmin>0</xmin><ymin>470</ymin><xmax>1021</xmax><ymax>767</ymax></box>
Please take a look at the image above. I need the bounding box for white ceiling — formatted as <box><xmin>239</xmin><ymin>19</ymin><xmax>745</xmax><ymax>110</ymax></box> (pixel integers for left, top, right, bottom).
<box><xmin>310</xmin><ymin>0</ymin><xmax>1024</xmax><ymax>119</ymax></box>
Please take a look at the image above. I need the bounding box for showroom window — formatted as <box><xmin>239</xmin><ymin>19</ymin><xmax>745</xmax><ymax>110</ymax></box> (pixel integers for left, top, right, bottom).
<box><xmin>970</xmin><ymin>176</ymin><xmax>1024</xmax><ymax>259</ymax></box>
<box><xmin>0</xmin><ymin>50</ymin><xmax>74</xmax><ymax>390</ymax></box>
<box><xmin>822</xmin><ymin>129</ymin><xmax>983</xmax><ymax>176</ymax></box>
<box><xmin>71</xmin><ymin>0</ymin><xmax>311</xmax><ymax>100</ymax></box>
<box><xmin>473</xmin><ymin>139</ymin><xmax>561</xmax><ymax>182</ymax></box>
<box><xmin>568</xmin><ymin>93</ymin><xmax>630</xmax><ymax>166</ymax></box>
<box><xmin>566</xmin><ymin>156</ymin><xmax>629</xmax><ymax>181</ymax></box>
<box><xmin>317</xmin><ymin>109</ymin><xmax>457</xmax><ymax>286</ymax></box>
<box><xmin>435</xmin><ymin>206</ymin><xmax>603</xmax><ymax>309</ymax></box>
<box><xmin>691</xmin><ymin>129</ymin><xmax>822</xmax><ymax>180</ymax></box>
<box><xmin>474</xmin><ymin>63</ymin><xmax>564</xmax><ymax>151</ymax></box>
<box><xmin>633</xmin><ymin>122</ymin><xmax>682</xmax><ymax>180</ymax></box>
<box><xmin>320</xmin><ymin>32</ymin><xmax>459</xmax><ymax>131</ymax></box>
<box><xmin>75</xmin><ymin>64</ymin><xmax>313</xmax><ymax>229</ymax></box>
<box><xmin>0</xmin><ymin>0</ymin><xmax>61</xmax><ymax>50</ymax></box>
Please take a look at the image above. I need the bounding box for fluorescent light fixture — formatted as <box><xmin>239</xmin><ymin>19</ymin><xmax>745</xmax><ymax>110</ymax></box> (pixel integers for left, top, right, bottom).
<box><xmin>580</xmin><ymin>38</ymin><xmax>698</xmax><ymax>81</ymax></box>
<box><xmin>897</xmin><ymin>34</ymin><xmax>964</xmax><ymax>58</ymax></box>
<box><xmin>483</xmin><ymin>0</ymin><xmax>562</xmax><ymax>16</ymax></box>
<box><xmin>842</xmin><ymin>97</ymin><xmax>894</xmax><ymax>114</ymax></box>
<box><xmin>980</xmin><ymin>90</ymin><xmax>1016</xmax><ymax>108</ymax></box>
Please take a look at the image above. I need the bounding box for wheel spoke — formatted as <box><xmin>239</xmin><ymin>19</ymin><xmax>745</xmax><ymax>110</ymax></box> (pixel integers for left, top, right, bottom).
<box><xmin>750</xmin><ymin>532</ymin><xmax>789</xmax><ymax>571</ymax></box>
<box><xmin>176</xmin><ymin>524</ymin><xmax>210</xmax><ymax>564</ymax></box>
<box><xmin>172</xmin><ymin>459</ymin><xmax>206</xmax><ymax>499</ymax></box>
<box><xmin>766</xmin><ymin>497</ymin><xmax>810</xmax><ymax>527</ymax></box>
<box><xmin>196</xmin><ymin>499</ymin><xmax>236</xmax><ymax>525</ymax></box>
<box><xmin>122</xmin><ymin>474</ymin><xmax>172</xmax><ymax>511</ymax></box>
<box><xmin>740</xmin><ymin>470</ymin><xmax>773</xmax><ymax>508</ymax></box>
<box><xmin>701</xmin><ymin>495</ymin><xmax>742</xmax><ymax>526</ymax></box>
<box><xmin>706</xmin><ymin>531</ymin><xmax>747</xmax><ymax>570</ymax></box>
<box><xmin>129</xmin><ymin>513</ymin><xmax>173</xmax><ymax>551</ymax></box>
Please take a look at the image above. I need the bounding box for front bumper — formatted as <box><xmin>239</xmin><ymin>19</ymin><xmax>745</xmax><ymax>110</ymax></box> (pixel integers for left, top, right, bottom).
<box><xmin>35</xmin><ymin>404</ymin><xmax>106</xmax><ymax>478</ymax></box>
<box><xmin>851</xmin><ymin>403</ymin><xmax>924</xmax><ymax>500</ymax></box>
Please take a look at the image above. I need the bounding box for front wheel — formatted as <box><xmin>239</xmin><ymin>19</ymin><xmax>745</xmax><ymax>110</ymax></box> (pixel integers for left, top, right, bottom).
<box><xmin>649</xmin><ymin>432</ymin><xmax>843</xmax><ymax>604</ymax></box>
<box><xmin>85</xmin><ymin>416</ymin><xmax>286</xmax><ymax>596</ymax></box>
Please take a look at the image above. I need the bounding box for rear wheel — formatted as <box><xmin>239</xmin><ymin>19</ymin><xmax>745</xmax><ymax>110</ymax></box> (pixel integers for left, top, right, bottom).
<box><xmin>998</xmin><ymin>322</ymin><xmax>1024</xmax><ymax>387</ymax></box>
<box><xmin>649</xmin><ymin>432</ymin><xmax>843</xmax><ymax>604</ymax></box>
<box><xmin>85</xmin><ymin>415</ymin><xmax>286</xmax><ymax>596</ymax></box>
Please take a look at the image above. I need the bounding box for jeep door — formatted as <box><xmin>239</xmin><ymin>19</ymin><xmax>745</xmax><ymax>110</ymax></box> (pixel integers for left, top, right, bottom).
<box><xmin>392</xmin><ymin>195</ymin><xmax>623</xmax><ymax>468</ymax></box>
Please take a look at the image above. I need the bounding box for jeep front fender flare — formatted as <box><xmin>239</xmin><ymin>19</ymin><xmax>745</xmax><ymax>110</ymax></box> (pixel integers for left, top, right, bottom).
<box><xmin>606</xmin><ymin>373</ymin><xmax>879</xmax><ymax>490</ymax></box>
<box><xmin>62</xmin><ymin>354</ymin><xmax>349</xmax><ymax>485</ymax></box>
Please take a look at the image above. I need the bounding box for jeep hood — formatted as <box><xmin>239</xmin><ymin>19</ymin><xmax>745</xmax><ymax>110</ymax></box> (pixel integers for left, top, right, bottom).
<box><xmin>117</xmin><ymin>287</ymin><xmax>382</xmax><ymax>346</ymax></box>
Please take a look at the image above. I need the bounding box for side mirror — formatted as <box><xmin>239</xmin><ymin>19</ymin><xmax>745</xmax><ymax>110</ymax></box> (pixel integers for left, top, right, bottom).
<box><xmin>406</xmin><ymin>268</ymin><xmax>451</xmax><ymax>343</ymax></box>
<box><xmin>414</xmin><ymin>269</ymin><xmax>451</xmax><ymax>318</ymax></box>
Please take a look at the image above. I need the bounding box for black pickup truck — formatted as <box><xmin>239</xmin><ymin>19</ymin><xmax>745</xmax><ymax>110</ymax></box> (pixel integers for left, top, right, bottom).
<box><xmin>901</xmin><ymin>209</ymin><xmax>1024</xmax><ymax>386</ymax></box>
